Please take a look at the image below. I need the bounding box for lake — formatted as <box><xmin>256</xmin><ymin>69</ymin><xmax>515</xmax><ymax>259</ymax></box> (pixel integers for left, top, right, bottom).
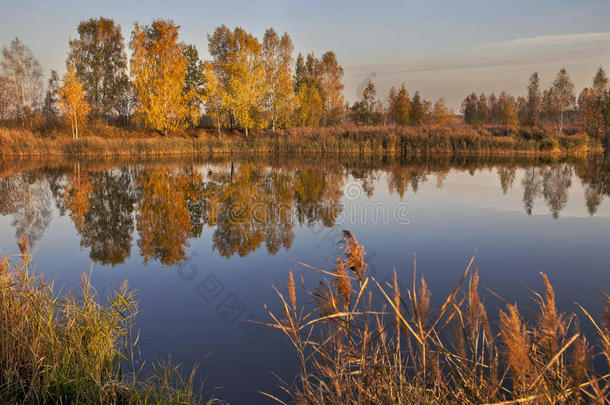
<box><xmin>1</xmin><ymin>154</ymin><xmax>609</xmax><ymax>404</ymax></box>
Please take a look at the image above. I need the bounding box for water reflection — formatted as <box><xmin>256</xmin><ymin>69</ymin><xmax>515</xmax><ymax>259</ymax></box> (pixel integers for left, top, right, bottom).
<box><xmin>0</xmin><ymin>172</ymin><xmax>52</xmax><ymax>248</ymax></box>
<box><xmin>1</xmin><ymin>155</ymin><xmax>609</xmax><ymax>266</ymax></box>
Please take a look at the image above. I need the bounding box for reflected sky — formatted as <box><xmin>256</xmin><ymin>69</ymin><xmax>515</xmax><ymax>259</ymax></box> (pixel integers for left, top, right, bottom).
<box><xmin>0</xmin><ymin>155</ymin><xmax>609</xmax><ymax>404</ymax></box>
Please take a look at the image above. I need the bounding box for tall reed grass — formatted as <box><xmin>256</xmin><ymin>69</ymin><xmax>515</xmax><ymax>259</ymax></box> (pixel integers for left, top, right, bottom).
<box><xmin>0</xmin><ymin>125</ymin><xmax>602</xmax><ymax>157</ymax></box>
<box><xmin>0</xmin><ymin>238</ymin><xmax>223</xmax><ymax>405</ymax></box>
<box><xmin>265</xmin><ymin>233</ymin><xmax>610</xmax><ymax>404</ymax></box>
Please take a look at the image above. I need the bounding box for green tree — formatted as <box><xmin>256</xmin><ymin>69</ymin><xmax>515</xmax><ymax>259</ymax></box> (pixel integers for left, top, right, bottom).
<box><xmin>182</xmin><ymin>44</ymin><xmax>204</xmax><ymax>122</ymax></box>
<box><xmin>350</xmin><ymin>80</ymin><xmax>380</xmax><ymax>125</ymax></box>
<box><xmin>42</xmin><ymin>70</ymin><xmax>59</xmax><ymax>122</ymax></box>
<box><xmin>590</xmin><ymin>67</ymin><xmax>608</xmax><ymax>138</ymax></box>
<box><xmin>68</xmin><ymin>17</ymin><xmax>129</xmax><ymax>119</ymax></box>
<box><xmin>525</xmin><ymin>72</ymin><xmax>541</xmax><ymax>126</ymax></box>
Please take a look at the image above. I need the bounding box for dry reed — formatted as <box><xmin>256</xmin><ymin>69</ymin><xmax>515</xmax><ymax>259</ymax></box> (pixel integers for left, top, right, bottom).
<box><xmin>264</xmin><ymin>234</ymin><xmax>610</xmax><ymax>404</ymax></box>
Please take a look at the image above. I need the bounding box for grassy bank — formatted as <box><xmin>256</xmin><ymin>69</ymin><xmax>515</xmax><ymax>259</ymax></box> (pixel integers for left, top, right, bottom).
<box><xmin>0</xmin><ymin>241</ymin><xmax>223</xmax><ymax>405</ymax></box>
<box><xmin>266</xmin><ymin>234</ymin><xmax>610</xmax><ymax>404</ymax></box>
<box><xmin>0</xmin><ymin>125</ymin><xmax>603</xmax><ymax>157</ymax></box>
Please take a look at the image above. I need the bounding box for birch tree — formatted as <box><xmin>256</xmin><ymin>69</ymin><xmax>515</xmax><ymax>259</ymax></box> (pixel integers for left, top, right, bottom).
<box><xmin>58</xmin><ymin>66</ymin><xmax>90</xmax><ymax>139</ymax></box>
<box><xmin>262</xmin><ymin>28</ymin><xmax>294</xmax><ymax>130</ymax></box>
<box><xmin>1</xmin><ymin>38</ymin><xmax>43</xmax><ymax>123</ymax></box>
<box><xmin>130</xmin><ymin>20</ymin><xmax>198</xmax><ymax>134</ymax></box>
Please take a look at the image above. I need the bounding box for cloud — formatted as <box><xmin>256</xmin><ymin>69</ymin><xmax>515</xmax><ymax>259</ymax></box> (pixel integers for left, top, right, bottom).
<box><xmin>494</xmin><ymin>32</ymin><xmax>610</xmax><ymax>47</ymax></box>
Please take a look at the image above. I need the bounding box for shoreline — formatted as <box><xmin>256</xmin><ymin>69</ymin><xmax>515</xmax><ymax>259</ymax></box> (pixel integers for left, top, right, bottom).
<box><xmin>0</xmin><ymin>125</ymin><xmax>604</xmax><ymax>158</ymax></box>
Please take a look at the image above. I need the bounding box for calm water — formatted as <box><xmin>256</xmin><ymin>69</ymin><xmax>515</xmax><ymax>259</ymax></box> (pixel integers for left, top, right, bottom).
<box><xmin>1</xmin><ymin>155</ymin><xmax>609</xmax><ymax>404</ymax></box>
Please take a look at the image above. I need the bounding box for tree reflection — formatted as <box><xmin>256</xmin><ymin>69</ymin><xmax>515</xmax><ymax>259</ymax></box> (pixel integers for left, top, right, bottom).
<box><xmin>497</xmin><ymin>167</ymin><xmax>516</xmax><ymax>194</ymax></box>
<box><xmin>137</xmin><ymin>168</ymin><xmax>200</xmax><ymax>265</ymax></box>
<box><xmin>3</xmin><ymin>156</ymin><xmax>609</xmax><ymax>267</ymax></box>
<box><xmin>74</xmin><ymin>169</ymin><xmax>136</xmax><ymax>266</ymax></box>
<box><xmin>0</xmin><ymin>173</ymin><xmax>52</xmax><ymax>248</ymax></box>
<box><xmin>575</xmin><ymin>156</ymin><xmax>610</xmax><ymax>215</ymax></box>
<box><xmin>522</xmin><ymin>167</ymin><xmax>541</xmax><ymax>215</ymax></box>
<box><xmin>542</xmin><ymin>165</ymin><xmax>572</xmax><ymax>220</ymax></box>
<box><xmin>295</xmin><ymin>169</ymin><xmax>343</xmax><ymax>227</ymax></box>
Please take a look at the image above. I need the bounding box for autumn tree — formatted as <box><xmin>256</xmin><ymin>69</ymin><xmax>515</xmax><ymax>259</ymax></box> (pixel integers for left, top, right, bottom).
<box><xmin>476</xmin><ymin>93</ymin><xmax>490</xmax><ymax>124</ymax></box>
<box><xmin>432</xmin><ymin>97</ymin><xmax>452</xmax><ymax>125</ymax></box>
<box><xmin>546</xmin><ymin>68</ymin><xmax>575</xmax><ymax>134</ymax></box>
<box><xmin>386</xmin><ymin>86</ymin><xmax>397</xmax><ymax>125</ymax></box>
<box><xmin>68</xmin><ymin>17</ymin><xmax>129</xmax><ymax>119</ymax></box>
<box><xmin>294</xmin><ymin>53</ymin><xmax>324</xmax><ymax>126</ymax></box>
<box><xmin>202</xmin><ymin>61</ymin><xmax>226</xmax><ymax>136</ymax></box>
<box><xmin>130</xmin><ymin>20</ymin><xmax>198</xmax><ymax>134</ymax></box>
<box><xmin>58</xmin><ymin>66</ymin><xmax>90</xmax><ymax>139</ymax></box>
<box><xmin>488</xmin><ymin>93</ymin><xmax>498</xmax><ymax>124</ymax></box>
<box><xmin>388</xmin><ymin>84</ymin><xmax>410</xmax><ymax>125</ymax></box>
<box><xmin>497</xmin><ymin>92</ymin><xmax>518</xmax><ymax>125</ymax></box>
<box><xmin>319</xmin><ymin>51</ymin><xmax>344</xmax><ymax>125</ymax></box>
<box><xmin>262</xmin><ymin>28</ymin><xmax>295</xmax><ymax>130</ymax></box>
<box><xmin>581</xmin><ymin>67</ymin><xmax>609</xmax><ymax>138</ymax></box>
<box><xmin>1</xmin><ymin>38</ymin><xmax>43</xmax><ymax>123</ymax></box>
<box><xmin>462</xmin><ymin>93</ymin><xmax>478</xmax><ymax>125</ymax></box>
<box><xmin>524</xmin><ymin>72</ymin><xmax>541</xmax><ymax>126</ymax></box>
<box><xmin>207</xmin><ymin>25</ymin><xmax>266</xmax><ymax>135</ymax></box>
<box><xmin>409</xmin><ymin>91</ymin><xmax>425</xmax><ymax>125</ymax></box>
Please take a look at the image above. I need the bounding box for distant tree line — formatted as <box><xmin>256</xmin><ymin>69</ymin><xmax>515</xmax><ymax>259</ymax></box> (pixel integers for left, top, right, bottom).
<box><xmin>0</xmin><ymin>17</ymin><xmax>609</xmax><ymax>138</ymax></box>
<box><xmin>461</xmin><ymin>68</ymin><xmax>610</xmax><ymax>139</ymax></box>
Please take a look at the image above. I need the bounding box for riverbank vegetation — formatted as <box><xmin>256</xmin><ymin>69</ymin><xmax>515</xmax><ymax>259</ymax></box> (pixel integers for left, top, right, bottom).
<box><xmin>0</xmin><ymin>242</ymin><xmax>222</xmax><ymax>404</ymax></box>
<box><xmin>266</xmin><ymin>233</ymin><xmax>610</xmax><ymax>404</ymax></box>
<box><xmin>0</xmin><ymin>125</ymin><xmax>602</xmax><ymax>157</ymax></box>
<box><xmin>1</xmin><ymin>18</ymin><xmax>609</xmax><ymax>151</ymax></box>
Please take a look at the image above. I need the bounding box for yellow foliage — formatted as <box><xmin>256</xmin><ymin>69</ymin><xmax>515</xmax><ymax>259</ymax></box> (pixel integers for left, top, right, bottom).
<box><xmin>58</xmin><ymin>66</ymin><xmax>89</xmax><ymax>139</ymax></box>
<box><xmin>130</xmin><ymin>20</ymin><xmax>198</xmax><ymax>134</ymax></box>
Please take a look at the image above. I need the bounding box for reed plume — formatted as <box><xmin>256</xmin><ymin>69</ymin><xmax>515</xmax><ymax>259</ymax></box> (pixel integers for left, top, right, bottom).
<box><xmin>264</xmin><ymin>233</ymin><xmax>610</xmax><ymax>404</ymax></box>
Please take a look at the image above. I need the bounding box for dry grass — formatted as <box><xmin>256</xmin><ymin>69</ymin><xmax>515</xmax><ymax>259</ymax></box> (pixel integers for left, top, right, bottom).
<box><xmin>265</xmin><ymin>233</ymin><xmax>610</xmax><ymax>404</ymax></box>
<box><xmin>0</xmin><ymin>242</ymin><xmax>224</xmax><ymax>405</ymax></box>
<box><xmin>0</xmin><ymin>124</ymin><xmax>602</xmax><ymax>157</ymax></box>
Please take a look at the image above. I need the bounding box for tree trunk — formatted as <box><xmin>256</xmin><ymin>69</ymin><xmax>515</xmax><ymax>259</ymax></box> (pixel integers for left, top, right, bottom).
<box><xmin>74</xmin><ymin>112</ymin><xmax>79</xmax><ymax>139</ymax></box>
<box><xmin>216</xmin><ymin>112</ymin><xmax>221</xmax><ymax>140</ymax></box>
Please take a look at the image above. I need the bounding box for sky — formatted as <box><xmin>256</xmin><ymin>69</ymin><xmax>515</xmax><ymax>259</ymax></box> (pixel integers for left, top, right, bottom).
<box><xmin>2</xmin><ymin>0</ymin><xmax>610</xmax><ymax>109</ymax></box>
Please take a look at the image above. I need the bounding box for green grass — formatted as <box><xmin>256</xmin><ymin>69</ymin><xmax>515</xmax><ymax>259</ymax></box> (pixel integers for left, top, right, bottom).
<box><xmin>0</xmin><ymin>240</ymin><xmax>225</xmax><ymax>405</ymax></box>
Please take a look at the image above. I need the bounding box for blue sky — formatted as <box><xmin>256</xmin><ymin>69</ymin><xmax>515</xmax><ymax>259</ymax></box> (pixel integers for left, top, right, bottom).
<box><xmin>2</xmin><ymin>0</ymin><xmax>610</xmax><ymax>108</ymax></box>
